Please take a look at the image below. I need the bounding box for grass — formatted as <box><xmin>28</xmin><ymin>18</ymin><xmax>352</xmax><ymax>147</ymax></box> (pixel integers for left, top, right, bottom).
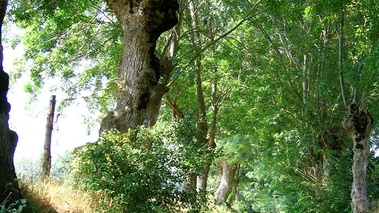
<box><xmin>19</xmin><ymin>179</ymin><xmax>100</xmax><ymax>213</ymax></box>
<box><xmin>14</xmin><ymin>154</ymin><xmax>104</xmax><ymax>212</ymax></box>
<box><xmin>19</xmin><ymin>178</ymin><xmax>248</xmax><ymax>213</ymax></box>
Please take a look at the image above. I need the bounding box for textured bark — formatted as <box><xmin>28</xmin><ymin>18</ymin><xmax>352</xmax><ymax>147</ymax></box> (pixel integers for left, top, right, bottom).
<box><xmin>0</xmin><ymin>0</ymin><xmax>21</xmax><ymax>205</ymax></box>
<box><xmin>343</xmin><ymin>102</ymin><xmax>372</xmax><ymax>213</ymax></box>
<box><xmin>100</xmin><ymin>0</ymin><xmax>179</xmax><ymax>133</ymax></box>
<box><xmin>42</xmin><ymin>95</ymin><xmax>56</xmax><ymax>178</ymax></box>
<box><xmin>214</xmin><ymin>160</ymin><xmax>238</xmax><ymax>205</ymax></box>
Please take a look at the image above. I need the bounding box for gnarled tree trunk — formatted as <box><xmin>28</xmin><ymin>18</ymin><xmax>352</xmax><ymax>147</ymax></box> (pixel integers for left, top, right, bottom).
<box><xmin>100</xmin><ymin>0</ymin><xmax>179</xmax><ymax>133</ymax></box>
<box><xmin>343</xmin><ymin>102</ymin><xmax>372</xmax><ymax>213</ymax></box>
<box><xmin>0</xmin><ymin>0</ymin><xmax>21</xmax><ymax>205</ymax></box>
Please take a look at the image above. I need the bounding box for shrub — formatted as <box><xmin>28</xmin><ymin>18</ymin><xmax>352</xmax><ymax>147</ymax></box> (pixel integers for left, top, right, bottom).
<box><xmin>70</xmin><ymin>120</ymin><xmax>209</xmax><ymax>212</ymax></box>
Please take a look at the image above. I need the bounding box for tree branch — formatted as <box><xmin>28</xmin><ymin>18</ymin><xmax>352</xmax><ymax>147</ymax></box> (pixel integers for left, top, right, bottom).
<box><xmin>182</xmin><ymin>0</ymin><xmax>262</xmax><ymax>71</ymax></box>
<box><xmin>337</xmin><ymin>5</ymin><xmax>347</xmax><ymax>108</ymax></box>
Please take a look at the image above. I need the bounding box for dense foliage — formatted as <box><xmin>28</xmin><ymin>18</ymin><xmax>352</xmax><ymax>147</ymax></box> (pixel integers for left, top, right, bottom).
<box><xmin>70</xmin><ymin>120</ymin><xmax>211</xmax><ymax>212</ymax></box>
<box><xmin>5</xmin><ymin>0</ymin><xmax>379</xmax><ymax>212</ymax></box>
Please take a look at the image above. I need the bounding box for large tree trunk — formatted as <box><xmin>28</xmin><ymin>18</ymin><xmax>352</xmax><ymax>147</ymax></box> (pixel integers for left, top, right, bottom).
<box><xmin>0</xmin><ymin>77</ymin><xmax>20</xmax><ymax>206</ymax></box>
<box><xmin>343</xmin><ymin>102</ymin><xmax>372</xmax><ymax>213</ymax></box>
<box><xmin>214</xmin><ymin>160</ymin><xmax>238</xmax><ymax>205</ymax></box>
<box><xmin>0</xmin><ymin>0</ymin><xmax>21</xmax><ymax>205</ymax></box>
<box><xmin>100</xmin><ymin>0</ymin><xmax>179</xmax><ymax>133</ymax></box>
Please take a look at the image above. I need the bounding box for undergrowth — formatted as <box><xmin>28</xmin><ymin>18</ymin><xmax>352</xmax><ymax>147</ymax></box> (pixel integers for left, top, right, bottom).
<box><xmin>9</xmin><ymin>123</ymin><xmax>257</xmax><ymax>212</ymax></box>
<box><xmin>19</xmin><ymin>179</ymin><xmax>98</xmax><ymax>213</ymax></box>
<box><xmin>14</xmin><ymin>153</ymin><xmax>101</xmax><ymax>213</ymax></box>
<box><xmin>18</xmin><ymin>179</ymin><xmax>244</xmax><ymax>213</ymax></box>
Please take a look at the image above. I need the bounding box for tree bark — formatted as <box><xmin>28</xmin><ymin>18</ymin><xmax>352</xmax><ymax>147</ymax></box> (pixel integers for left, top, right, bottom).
<box><xmin>100</xmin><ymin>0</ymin><xmax>179</xmax><ymax>133</ymax></box>
<box><xmin>214</xmin><ymin>160</ymin><xmax>238</xmax><ymax>205</ymax></box>
<box><xmin>343</xmin><ymin>102</ymin><xmax>372</xmax><ymax>213</ymax></box>
<box><xmin>42</xmin><ymin>95</ymin><xmax>56</xmax><ymax>178</ymax></box>
<box><xmin>0</xmin><ymin>0</ymin><xmax>21</xmax><ymax>205</ymax></box>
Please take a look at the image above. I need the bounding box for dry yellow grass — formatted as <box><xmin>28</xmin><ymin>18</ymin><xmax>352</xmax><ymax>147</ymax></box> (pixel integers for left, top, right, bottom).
<box><xmin>19</xmin><ymin>179</ymin><xmax>247</xmax><ymax>213</ymax></box>
<box><xmin>20</xmin><ymin>179</ymin><xmax>101</xmax><ymax>213</ymax></box>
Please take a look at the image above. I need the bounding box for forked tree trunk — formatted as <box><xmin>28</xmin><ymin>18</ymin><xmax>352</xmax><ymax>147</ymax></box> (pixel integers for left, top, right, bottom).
<box><xmin>0</xmin><ymin>0</ymin><xmax>21</xmax><ymax>205</ymax></box>
<box><xmin>100</xmin><ymin>0</ymin><xmax>179</xmax><ymax>133</ymax></box>
<box><xmin>343</xmin><ymin>102</ymin><xmax>372</xmax><ymax>213</ymax></box>
<box><xmin>42</xmin><ymin>95</ymin><xmax>56</xmax><ymax>178</ymax></box>
<box><xmin>214</xmin><ymin>160</ymin><xmax>238</xmax><ymax>205</ymax></box>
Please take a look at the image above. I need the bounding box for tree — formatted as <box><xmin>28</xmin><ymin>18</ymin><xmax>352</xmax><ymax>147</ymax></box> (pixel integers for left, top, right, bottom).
<box><xmin>239</xmin><ymin>1</ymin><xmax>379</xmax><ymax>212</ymax></box>
<box><xmin>11</xmin><ymin>0</ymin><xmax>179</xmax><ymax>133</ymax></box>
<box><xmin>42</xmin><ymin>95</ymin><xmax>56</xmax><ymax>178</ymax></box>
<box><xmin>338</xmin><ymin>1</ymin><xmax>379</xmax><ymax>211</ymax></box>
<box><xmin>0</xmin><ymin>0</ymin><xmax>21</xmax><ymax>206</ymax></box>
<box><xmin>186</xmin><ymin>0</ymin><xmax>210</xmax><ymax>193</ymax></box>
<box><xmin>99</xmin><ymin>0</ymin><xmax>179</xmax><ymax>132</ymax></box>
<box><xmin>208</xmin><ymin>1</ymin><xmax>374</xmax><ymax>211</ymax></box>
<box><xmin>9</xmin><ymin>0</ymin><xmax>122</xmax><ymax>129</ymax></box>
<box><xmin>7</xmin><ymin>0</ymin><xmax>379</xmax><ymax>211</ymax></box>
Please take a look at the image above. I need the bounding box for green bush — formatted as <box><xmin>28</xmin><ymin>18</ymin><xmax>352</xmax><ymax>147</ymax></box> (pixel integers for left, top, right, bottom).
<box><xmin>70</xmin><ymin>120</ymin><xmax>210</xmax><ymax>212</ymax></box>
